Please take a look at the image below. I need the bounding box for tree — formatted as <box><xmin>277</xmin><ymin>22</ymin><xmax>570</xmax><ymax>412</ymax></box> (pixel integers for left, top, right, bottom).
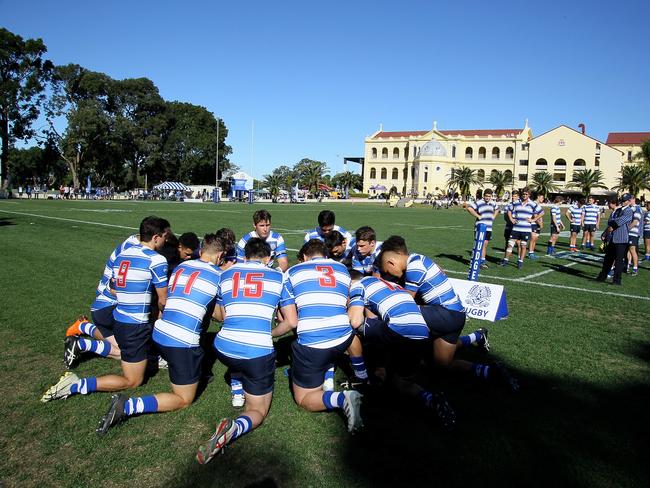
<box><xmin>262</xmin><ymin>173</ymin><xmax>283</xmax><ymax>202</ymax></box>
<box><xmin>531</xmin><ymin>171</ymin><xmax>559</xmax><ymax>199</ymax></box>
<box><xmin>7</xmin><ymin>142</ymin><xmax>66</xmax><ymax>187</ymax></box>
<box><xmin>488</xmin><ymin>170</ymin><xmax>513</xmax><ymax>198</ymax></box>
<box><xmin>614</xmin><ymin>165</ymin><xmax>650</xmax><ymax>198</ymax></box>
<box><xmin>294</xmin><ymin>158</ymin><xmax>329</xmax><ymax>195</ymax></box>
<box><xmin>331</xmin><ymin>171</ymin><xmax>362</xmax><ymax>193</ymax></box>
<box><xmin>268</xmin><ymin>165</ymin><xmax>297</xmax><ymax>191</ymax></box>
<box><xmin>566</xmin><ymin>169</ymin><xmax>607</xmax><ymax>197</ymax></box>
<box><xmin>0</xmin><ymin>28</ymin><xmax>53</xmax><ymax>189</ymax></box>
<box><xmin>633</xmin><ymin>140</ymin><xmax>650</xmax><ymax>171</ymax></box>
<box><xmin>447</xmin><ymin>166</ymin><xmax>482</xmax><ymax>199</ymax></box>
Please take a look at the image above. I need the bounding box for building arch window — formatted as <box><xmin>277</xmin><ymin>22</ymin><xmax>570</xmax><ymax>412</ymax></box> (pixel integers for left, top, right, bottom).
<box><xmin>370</xmin><ymin>168</ymin><xmax>376</xmax><ymax>179</ymax></box>
<box><xmin>555</xmin><ymin>158</ymin><xmax>566</xmax><ymax>167</ymax></box>
<box><xmin>392</xmin><ymin>168</ymin><xmax>399</xmax><ymax>180</ymax></box>
<box><xmin>479</xmin><ymin>147</ymin><xmax>486</xmax><ymax>160</ymax></box>
<box><xmin>574</xmin><ymin>158</ymin><xmax>586</xmax><ymax>167</ymax></box>
<box><xmin>381</xmin><ymin>148</ymin><xmax>388</xmax><ymax>158</ymax></box>
<box><xmin>505</xmin><ymin>147</ymin><xmax>514</xmax><ymax>159</ymax></box>
<box><xmin>371</xmin><ymin>147</ymin><xmax>377</xmax><ymax>159</ymax></box>
<box><xmin>536</xmin><ymin>158</ymin><xmax>548</xmax><ymax>166</ymax></box>
<box><xmin>492</xmin><ymin>147</ymin><xmax>500</xmax><ymax>160</ymax></box>
<box><xmin>465</xmin><ymin>147</ymin><xmax>473</xmax><ymax>159</ymax></box>
<box><xmin>490</xmin><ymin>169</ymin><xmax>499</xmax><ymax>179</ymax></box>
<box><xmin>504</xmin><ymin>170</ymin><xmax>513</xmax><ymax>180</ymax></box>
<box><xmin>452</xmin><ymin>145</ymin><xmax>457</xmax><ymax>158</ymax></box>
<box><xmin>477</xmin><ymin>169</ymin><xmax>485</xmax><ymax>180</ymax></box>
<box><xmin>403</xmin><ymin>168</ymin><xmax>408</xmax><ymax>180</ymax></box>
<box><xmin>380</xmin><ymin>168</ymin><xmax>387</xmax><ymax>179</ymax></box>
<box><xmin>393</xmin><ymin>148</ymin><xmax>399</xmax><ymax>159</ymax></box>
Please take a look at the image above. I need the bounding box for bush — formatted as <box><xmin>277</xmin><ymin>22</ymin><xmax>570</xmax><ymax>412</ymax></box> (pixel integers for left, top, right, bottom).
<box><xmin>349</xmin><ymin>192</ymin><xmax>368</xmax><ymax>198</ymax></box>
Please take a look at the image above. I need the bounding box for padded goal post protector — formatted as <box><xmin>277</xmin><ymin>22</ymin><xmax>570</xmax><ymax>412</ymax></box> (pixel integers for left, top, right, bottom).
<box><xmin>448</xmin><ymin>277</ymin><xmax>508</xmax><ymax>322</ymax></box>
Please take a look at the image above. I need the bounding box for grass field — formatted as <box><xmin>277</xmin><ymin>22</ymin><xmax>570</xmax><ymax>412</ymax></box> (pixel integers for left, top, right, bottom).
<box><xmin>1</xmin><ymin>199</ymin><xmax>649</xmax><ymax>488</ymax></box>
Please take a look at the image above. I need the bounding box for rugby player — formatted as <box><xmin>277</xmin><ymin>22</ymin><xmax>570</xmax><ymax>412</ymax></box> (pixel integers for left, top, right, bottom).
<box><xmin>96</xmin><ymin>234</ymin><xmax>226</xmax><ymax>435</ymax></box>
<box><xmin>272</xmin><ymin>239</ymin><xmax>363</xmax><ymax>434</ymax></box>
<box><xmin>626</xmin><ymin>196</ymin><xmax>642</xmax><ymax>275</ymax></box>
<box><xmin>527</xmin><ymin>192</ymin><xmax>545</xmax><ymax>260</ymax></box>
<box><xmin>323</xmin><ymin>230</ymin><xmax>353</xmax><ymax>266</ymax></box>
<box><xmin>581</xmin><ymin>196</ymin><xmax>601</xmax><ymax>250</ymax></box>
<box><xmin>350</xmin><ymin>226</ymin><xmax>383</xmax><ymax>275</ymax></box>
<box><xmin>466</xmin><ymin>188</ymin><xmax>499</xmax><ymax>268</ymax></box>
<box><xmin>42</xmin><ymin>217</ymin><xmax>169</xmax><ymax>402</ymax></box>
<box><xmin>565</xmin><ymin>199</ymin><xmax>584</xmax><ymax>252</ymax></box>
<box><xmin>304</xmin><ymin>210</ymin><xmax>354</xmax><ymax>251</ymax></box>
<box><xmin>546</xmin><ymin>196</ymin><xmax>564</xmax><ymax>255</ymax></box>
<box><xmin>502</xmin><ymin>192</ymin><xmax>519</xmax><ymax>252</ymax></box>
<box><xmin>501</xmin><ymin>188</ymin><xmax>543</xmax><ymax>269</ymax></box>
<box><xmin>643</xmin><ymin>201</ymin><xmax>650</xmax><ymax>261</ymax></box>
<box><xmin>196</xmin><ymin>238</ymin><xmax>295</xmax><ymax>464</ymax></box>
<box><xmin>236</xmin><ymin>209</ymin><xmax>288</xmax><ymax>272</ymax></box>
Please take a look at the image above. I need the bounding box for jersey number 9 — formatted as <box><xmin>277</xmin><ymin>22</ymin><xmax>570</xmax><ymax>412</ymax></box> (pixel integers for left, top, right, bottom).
<box><xmin>116</xmin><ymin>261</ymin><xmax>131</xmax><ymax>288</ymax></box>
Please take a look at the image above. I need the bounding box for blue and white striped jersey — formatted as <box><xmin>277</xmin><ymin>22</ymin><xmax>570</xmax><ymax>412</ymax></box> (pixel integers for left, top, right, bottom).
<box><xmin>304</xmin><ymin>225</ymin><xmax>353</xmax><ymax>245</ymax></box>
<box><xmin>629</xmin><ymin>205</ymin><xmax>642</xmax><ymax>237</ymax></box>
<box><xmin>404</xmin><ymin>254</ymin><xmax>464</xmax><ymax>312</ymax></box>
<box><xmin>582</xmin><ymin>204</ymin><xmax>600</xmax><ymax>226</ymax></box>
<box><xmin>503</xmin><ymin>200</ymin><xmax>519</xmax><ymax>224</ymax></box>
<box><xmin>91</xmin><ymin>235</ymin><xmax>140</xmax><ymax>311</ymax></box>
<box><xmin>643</xmin><ymin>210</ymin><xmax>650</xmax><ymax>232</ymax></box>
<box><xmin>351</xmin><ymin>241</ymin><xmax>383</xmax><ymax>275</ymax></box>
<box><xmin>236</xmin><ymin>230</ymin><xmax>287</xmax><ymax>267</ymax></box>
<box><xmin>280</xmin><ymin>257</ymin><xmax>352</xmax><ymax>349</ymax></box>
<box><xmin>469</xmin><ymin>199</ymin><xmax>498</xmax><ymax>231</ymax></box>
<box><xmin>214</xmin><ymin>262</ymin><xmax>283</xmax><ymax>359</ymax></box>
<box><xmin>350</xmin><ymin>276</ymin><xmax>429</xmax><ymax>340</ymax></box>
<box><xmin>112</xmin><ymin>245</ymin><xmax>168</xmax><ymax>325</ymax></box>
<box><xmin>152</xmin><ymin>259</ymin><xmax>222</xmax><ymax>348</ymax></box>
<box><xmin>550</xmin><ymin>205</ymin><xmax>562</xmax><ymax>226</ymax></box>
<box><xmin>567</xmin><ymin>205</ymin><xmax>583</xmax><ymax>225</ymax></box>
<box><xmin>511</xmin><ymin>200</ymin><xmax>543</xmax><ymax>232</ymax></box>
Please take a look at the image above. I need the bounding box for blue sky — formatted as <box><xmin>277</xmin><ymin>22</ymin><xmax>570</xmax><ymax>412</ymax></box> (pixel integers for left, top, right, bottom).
<box><xmin>3</xmin><ymin>0</ymin><xmax>649</xmax><ymax>179</ymax></box>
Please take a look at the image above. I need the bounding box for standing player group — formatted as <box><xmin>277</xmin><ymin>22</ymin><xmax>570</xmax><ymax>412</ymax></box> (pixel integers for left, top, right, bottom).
<box><xmin>42</xmin><ymin>209</ymin><xmax>518</xmax><ymax>464</ymax></box>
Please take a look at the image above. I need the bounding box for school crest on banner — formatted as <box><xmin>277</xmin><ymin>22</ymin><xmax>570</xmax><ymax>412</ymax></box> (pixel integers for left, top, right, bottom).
<box><xmin>448</xmin><ymin>278</ymin><xmax>508</xmax><ymax>322</ymax></box>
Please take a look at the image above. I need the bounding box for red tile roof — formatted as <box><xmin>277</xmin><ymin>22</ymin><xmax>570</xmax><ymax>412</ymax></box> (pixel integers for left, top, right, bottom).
<box><xmin>373</xmin><ymin>129</ymin><xmax>522</xmax><ymax>139</ymax></box>
<box><xmin>606</xmin><ymin>132</ymin><xmax>650</xmax><ymax>145</ymax></box>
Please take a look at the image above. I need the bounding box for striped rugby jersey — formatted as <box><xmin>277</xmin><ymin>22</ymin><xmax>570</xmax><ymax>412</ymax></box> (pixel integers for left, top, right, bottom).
<box><xmin>152</xmin><ymin>259</ymin><xmax>222</xmax><ymax>348</ymax></box>
<box><xmin>214</xmin><ymin>261</ymin><xmax>284</xmax><ymax>359</ymax></box>
<box><xmin>503</xmin><ymin>200</ymin><xmax>519</xmax><ymax>224</ymax></box>
<box><xmin>404</xmin><ymin>254</ymin><xmax>464</xmax><ymax>312</ymax></box>
<box><xmin>629</xmin><ymin>205</ymin><xmax>642</xmax><ymax>237</ymax></box>
<box><xmin>91</xmin><ymin>235</ymin><xmax>140</xmax><ymax>311</ymax></box>
<box><xmin>304</xmin><ymin>225</ymin><xmax>353</xmax><ymax>248</ymax></box>
<box><xmin>349</xmin><ymin>276</ymin><xmax>429</xmax><ymax>340</ymax></box>
<box><xmin>112</xmin><ymin>245</ymin><xmax>168</xmax><ymax>325</ymax></box>
<box><xmin>469</xmin><ymin>199</ymin><xmax>498</xmax><ymax>231</ymax></box>
<box><xmin>567</xmin><ymin>204</ymin><xmax>583</xmax><ymax>225</ymax></box>
<box><xmin>351</xmin><ymin>241</ymin><xmax>383</xmax><ymax>275</ymax></box>
<box><xmin>511</xmin><ymin>200</ymin><xmax>543</xmax><ymax>233</ymax></box>
<box><xmin>236</xmin><ymin>230</ymin><xmax>287</xmax><ymax>267</ymax></box>
<box><xmin>644</xmin><ymin>209</ymin><xmax>650</xmax><ymax>232</ymax></box>
<box><xmin>280</xmin><ymin>257</ymin><xmax>352</xmax><ymax>349</ymax></box>
<box><xmin>582</xmin><ymin>204</ymin><xmax>600</xmax><ymax>226</ymax></box>
<box><xmin>550</xmin><ymin>205</ymin><xmax>562</xmax><ymax>226</ymax></box>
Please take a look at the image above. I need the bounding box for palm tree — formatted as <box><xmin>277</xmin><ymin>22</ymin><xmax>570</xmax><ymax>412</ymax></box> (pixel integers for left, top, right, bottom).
<box><xmin>332</xmin><ymin>171</ymin><xmax>362</xmax><ymax>195</ymax></box>
<box><xmin>262</xmin><ymin>174</ymin><xmax>282</xmax><ymax>202</ymax></box>
<box><xmin>566</xmin><ymin>169</ymin><xmax>607</xmax><ymax>197</ymax></box>
<box><xmin>295</xmin><ymin>158</ymin><xmax>328</xmax><ymax>195</ymax></box>
<box><xmin>447</xmin><ymin>166</ymin><xmax>482</xmax><ymax>199</ymax></box>
<box><xmin>614</xmin><ymin>165</ymin><xmax>650</xmax><ymax>197</ymax></box>
<box><xmin>633</xmin><ymin>140</ymin><xmax>650</xmax><ymax>171</ymax></box>
<box><xmin>488</xmin><ymin>170</ymin><xmax>513</xmax><ymax>198</ymax></box>
<box><xmin>531</xmin><ymin>171</ymin><xmax>559</xmax><ymax>199</ymax></box>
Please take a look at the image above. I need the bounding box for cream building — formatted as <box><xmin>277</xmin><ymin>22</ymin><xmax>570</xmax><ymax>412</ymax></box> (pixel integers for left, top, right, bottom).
<box><xmin>363</xmin><ymin>122</ymin><xmax>533</xmax><ymax>197</ymax></box>
<box><xmin>363</xmin><ymin>122</ymin><xmax>625</xmax><ymax>197</ymax></box>
<box><xmin>606</xmin><ymin>132</ymin><xmax>650</xmax><ymax>165</ymax></box>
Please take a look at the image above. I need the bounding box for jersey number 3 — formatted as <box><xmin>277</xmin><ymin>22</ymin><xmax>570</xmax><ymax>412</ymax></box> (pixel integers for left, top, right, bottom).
<box><xmin>232</xmin><ymin>272</ymin><xmax>264</xmax><ymax>298</ymax></box>
<box><xmin>315</xmin><ymin>265</ymin><xmax>336</xmax><ymax>288</ymax></box>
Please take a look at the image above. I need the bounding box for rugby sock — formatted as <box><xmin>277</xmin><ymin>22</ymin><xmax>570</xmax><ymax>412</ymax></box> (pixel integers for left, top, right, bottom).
<box><xmin>350</xmin><ymin>356</ymin><xmax>368</xmax><ymax>380</ymax></box>
<box><xmin>69</xmin><ymin>377</ymin><xmax>97</xmax><ymax>395</ymax></box>
<box><xmin>473</xmin><ymin>363</ymin><xmax>490</xmax><ymax>379</ymax></box>
<box><xmin>324</xmin><ymin>367</ymin><xmax>335</xmax><ymax>383</ymax></box>
<box><xmin>233</xmin><ymin>415</ymin><xmax>253</xmax><ymax>441</ymax></box>
<box><xmin>231</xmin><ymin>379</ymin><xmax>244</xmax><ymax>397</ymax></box>
<box><xmin>460</xmin><ymin>329</ymin><xmax>483</xmax><ymax>347</ymax></box>
<box><xmin>124</xmin><ymin>395</ymin><xmax>158</xmax><ymax>416</ymax></box>
<box><xmin>322</xmin><ymin>391</ymin><xmax>345</xmax><ymax>410</ymax></box>
<box><xmin>418</xmin><ymin>390</ymin><xmax>433</xmax><ymax>408</ymax></box>
<box><xmin>77</xmin><ymin>338</ymin><xmax>111</xmax><ymax>357</ymax></box>
<box><xmin>78</xmin><ymin>321</ymin><xmax>97</xmax><ymax>337</ymax></box>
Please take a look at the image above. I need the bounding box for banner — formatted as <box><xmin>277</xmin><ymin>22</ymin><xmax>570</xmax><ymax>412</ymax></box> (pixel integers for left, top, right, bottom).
<box><xmin>448</xmin><ymin>277</ymin><xmax>508</xmax><ymax>322</ymax></box>
<box><xmin>468</xmin><ymin>223</ymin><xmax>486</xmax><ymax>281</ymax></box>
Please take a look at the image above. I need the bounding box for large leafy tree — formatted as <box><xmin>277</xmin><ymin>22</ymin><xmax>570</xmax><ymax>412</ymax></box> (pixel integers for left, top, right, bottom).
<box><xmin>567</xmin><ymin>169</ymin><xmax>607</xmax><ymax>197</ymax></box>
<box><xmin>8</xmin><ymin>142</ymin><xmax>66</xmax><ymax>186</ymax></box>
<box><xmin>262</xmin><ymin>173</ymin><xmax>283</xmax><ymax>202</ymax></box>
<box><xmin>614</xmin><ymin>165</ymin><xmax>650</xmax><ymax>197</ymax></box>
<box><xmin>267</xmin><ymin>165</ymin><xmax>297</xmax><ymax>191</ymax></box>
<box><xmin>294</xmin><ymin>158</ymin><xmax>329</xmax><ymax>195</ymax></box>
<box><xmin>531</xmin><ymin>171</ymin><xmax>559</xmax><ymax>198</ymax></box>
<box><xmin>488</xmin><ymin>170</ymin><xmax>513</xmax><ymax>198</ymax></box>
<box><xmin>447</xmin><ymin>166</ymin><xmax>482</xmax><ymax>199</ymax></box>
<box><xmin>161</xmin><ymin>101</ymin><xmax>232</xmax><ymax>185</ymax></box>
<box><xmin>331</xmin><ymin>171</ymin><xmax>362</xmax><ymax>193</ymax></box>
<box><xmin>0</xmin><ymin>28</ymin><xmax>53</xmax><ymax>189</ymax></box>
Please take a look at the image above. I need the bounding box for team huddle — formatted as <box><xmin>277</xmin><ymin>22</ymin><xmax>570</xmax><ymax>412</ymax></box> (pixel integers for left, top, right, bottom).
<box><xmin>42</xmin><ymin>209</ymin><xmax>518</xmax><ymax>464</ymax></box>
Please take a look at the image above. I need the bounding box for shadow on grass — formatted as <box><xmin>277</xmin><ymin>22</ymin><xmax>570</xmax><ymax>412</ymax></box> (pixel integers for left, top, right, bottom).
<box><xmin>163</xmin><ymin>343</ymin><xmax>650</xmax><ymax>488</ymax></box>
<box><xmin>0</xmin><ymin>217</ymin><xmax>16</xmax><ymax>226</ymax></box>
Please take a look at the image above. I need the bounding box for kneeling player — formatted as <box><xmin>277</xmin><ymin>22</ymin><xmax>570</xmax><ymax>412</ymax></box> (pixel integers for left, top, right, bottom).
<box><xmin>272</xmin><ymin>239</ymin><xmax>363</xmax><ymax>433</ymax></box>
<box><xmin>196</xmin><ymin>238</ymin><xmax>294</xmax><ymax>464</ymax></box>
<box><xmin>95</xmin><ymin>234</ymin><xmax>225</xmax><ymax>435</ymax></box>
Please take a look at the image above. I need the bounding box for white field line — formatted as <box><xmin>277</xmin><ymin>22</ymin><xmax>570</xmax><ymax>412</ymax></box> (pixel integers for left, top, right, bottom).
<box><xmin>0</xmin><ymin>209</ymin><xmax>138</xmax><ymax>230</ymax></box>
<box><xmin>517</xmin><ymin>262</ymin><xmax>578</xmax><ymax>281</ymax></box>
<box><xmin>444</xmin><ymin>269</ymin><xmax>650</xmax><ymax>301</ymax></box>
<box><xmin>394</xmin><ymin>223</ymin><xmax>463</xmax><ymax>229</ymax></box>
